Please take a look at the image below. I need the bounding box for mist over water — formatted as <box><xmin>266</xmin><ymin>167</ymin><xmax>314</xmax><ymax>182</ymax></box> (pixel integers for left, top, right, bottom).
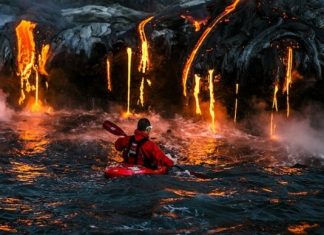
<box><xmin>0</xmin><ymin>89</ymin><xmax>13</xmax><ymax>122</ymax></box>
<box><xmin>275</xmin><ymin>106</ymin><xmax>324</xmax><ymax>160</ymax></box>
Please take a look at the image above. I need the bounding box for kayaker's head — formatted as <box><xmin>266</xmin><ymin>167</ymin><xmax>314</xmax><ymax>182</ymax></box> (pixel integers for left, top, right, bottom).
<box><xmin>137</xmin><ymin>118</ymin><xmax>152</xmax><ymax>134</ymax></box>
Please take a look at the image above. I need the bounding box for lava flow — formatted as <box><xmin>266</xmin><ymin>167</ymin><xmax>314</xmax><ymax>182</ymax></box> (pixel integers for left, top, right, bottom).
<box><xmin>181</xmin><ymin>0</ymin><xmax>240</xmax><ymax>96</ymax></box>
<box><xmin>16</xmin><ymin>20</ymin><xmax>37</xmax><ymax>105</ymax></box>
<box><xmin>270</xmin><ymin>84</ymin><xmax>279</xmax><ymax>138</ymax></box>
<box><xmin>285</xmin><ymin>47</ymin><xmax>293</xmax><ymax>118</ymax></box>
<box><xmin>137</xmin><ymin>16</ymin><xmax>153</xmax><ymax>107</ymax></box>
<box><xmin>38</xmin><ymin>44</ymin><xmax>50</xmax><ymax>76</ymax></box>
<box><xmin>180</xmin><ymin>15</ymin><xmax>209</xmax><ymax>32</ymax></box>
<box><xmin>126</xmin><ymin>47</ymin><xmax>132</xmax><ymax>115</ymax></box>
<box><xmin>208</xmin><ymin>69</ymin><xmax>216</xmax><ymax>132</ymax></box>
<box><xmin>138</xmin><ymin>16</ymin><xmax>153</xmax><ymax>74</ymax></box>
<box><xmin>194</xmin><ymin>74</ymin><xmax>201</xmax><ymax>115</ymax></box>
<box><xmin>106</xmin><ymin>58</ymin><xmax>112</xmax><ymax>92</ymax></box>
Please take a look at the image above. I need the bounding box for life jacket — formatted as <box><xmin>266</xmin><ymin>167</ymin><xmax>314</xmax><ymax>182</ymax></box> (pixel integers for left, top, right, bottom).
<box><xmin>123</xmin><ymin>135</ymin><xmax>150</xmax><ymax>166</ymax></box>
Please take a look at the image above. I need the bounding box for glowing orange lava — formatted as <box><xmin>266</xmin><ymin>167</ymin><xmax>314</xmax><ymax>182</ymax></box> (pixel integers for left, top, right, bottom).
<box><xmin>180</xmin><ymin>15</ymin><xmax>208</xmax><ymax>32</ymax></box>
<box><xmin>139</xmin><ymin>77</ymin><xmax>145</xmax><ymax>107</ymax></box>
<box><xmin>194</xmin><ymin>74</ymin><xmax>201</xmax><ymax>115</ymax></box>
<box><xmin>234</xmin><ymin>83</ymin><xmax>239</xmax><ymax>123</ymax></box>
<box><xmin>38</xmin><ymin>44</ymin><xmax>50</xmax><ymax>76</ymax></box>
<box><xmin>16</xmin><ymin>20</ymin><xmax>37</xmax><ymax>105</ymax></box>
<box><xmin>208</xmin><ymin>69</ymin><xmax>216</xmax><ymax>132</ymax></box>
<box><xmin>270</xmin><ymin>84</ymin><xmax>279</xmax><ymax>138</ymax></box>
<box><xmin>138</xmin><ymin>16</ymin><xmax>154</xmax><ymax>73</ymax></box>
<box><xmin>126</xmin><ymin>47</ymin><xmax>132</xmax><ymax>115</ymax></box>
<box><xmin>285</xmin><ymin>47</ymin><xmax>293</xmax><ymax>117</ymax></box>
<box><xmin>181</xmin><ymin>0</ymin><xmax>241</xmax><ymax>96</ymax></box>
<box><xmin>106</xmin><ymin>58</ymin><xmax>112</xmax><ymax>92</ymax></box>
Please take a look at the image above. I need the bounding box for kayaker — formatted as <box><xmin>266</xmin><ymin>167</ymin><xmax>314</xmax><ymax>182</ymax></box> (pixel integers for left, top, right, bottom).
<box><xmin>115</xmin><ymin>118</ymin><xmax>177</xmax><ymax>169</ymax></box>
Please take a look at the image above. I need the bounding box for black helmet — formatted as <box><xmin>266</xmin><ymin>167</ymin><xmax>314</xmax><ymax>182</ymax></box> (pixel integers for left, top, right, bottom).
<box><xmin>137</xmin><ymin>118</ymin><xmax>152</xmax><ymax>131</ymax></box>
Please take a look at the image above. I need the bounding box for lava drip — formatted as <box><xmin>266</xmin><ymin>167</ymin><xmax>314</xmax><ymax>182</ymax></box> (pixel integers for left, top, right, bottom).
<box><xmin>285</xmin><ymin>47</ymin><xmax>293</xmax><ymax>118</ymax></box>
<box><xmin>208</xmin><ymin>70</ymin><xmax>216</xmax><ymax>132</ymax></box>
<box><xmin>194</xmin><ymin>74</ymin><xmax>201</xmax><ymax>115</ymax></box>
<box><xmin>106</xmin><ymin>58</ymin><xmax>112</xmax><ymax>92</ymax></box>
<box><xmin>270</xmin><ymin>84</ymin><xmax>279</xmax><ymax>138</ymax></box>
<box><xmin>126</xmin><ymin>47</ymin><xmax>132</xmax><ymax>115</ymax></box>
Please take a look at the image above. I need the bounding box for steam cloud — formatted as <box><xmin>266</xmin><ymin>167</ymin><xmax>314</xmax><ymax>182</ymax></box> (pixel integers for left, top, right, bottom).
<box><xmin>0</xmin><ymin>89</ymin><xmax>13</xmax><ymax>122</ymax></box>
<box><xmin>275</xmin><ymin>106</ymin><xmax>324</xmax><ymax>159</ymax></box>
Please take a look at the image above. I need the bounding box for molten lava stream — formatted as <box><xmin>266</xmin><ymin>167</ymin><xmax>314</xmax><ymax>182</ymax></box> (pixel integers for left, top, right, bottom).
<box><xmin>106</xmin><ymin>58</ymin><xmax>112</xmax><ymax>92</ymax></box>
<box><xmin>285</xmin><ymin>47</ymin><xmax>293</xmax><ymax>118</ymax></box>
<box><xmin>139</xmin><ymin>77</ymin><xmax>145</xmax><ymax>107</ymax></box>
<box><xmin>194</xmin><ymin>74</ymin><xmax>201</xmax><ymax>115</ymax></box>
<box><xmin>38</xmin><ymin>44</ymin><xmax>50</xmax><ymax>76</ymax></box>
<box><xmin>208</xmin><ymin>70</ymin><xmax>216</xmax><ymax>132</ymax></box>
<box><xmin>16</xmin><ymin>20</ymin><xmax>37</xmax><ymax>105</ymax></box>
<box><xmin>126</xmin><ymin>48</ymin><xmax>132</xmax><ymax>116</ymax></box>
<box><xmin>270</xmin><ymin>84</ymin><xmax>279</xmax><ymax>138</ymax></box>
<box><xmin>138</xmin><ymin>16</ymin><xmax>153</xmax><ymax>74</ymax></box>
<box><xmin>181</xmin><ymin>0</ymin><xmax>240</xmax><ymax>96</ymax></box>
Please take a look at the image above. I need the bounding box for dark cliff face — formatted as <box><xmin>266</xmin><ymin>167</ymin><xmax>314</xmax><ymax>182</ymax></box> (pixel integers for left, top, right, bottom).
<box><xmin>0</xmin><ymin>0</ymin><xmax>323</xmax><ymax>114</ymax></box>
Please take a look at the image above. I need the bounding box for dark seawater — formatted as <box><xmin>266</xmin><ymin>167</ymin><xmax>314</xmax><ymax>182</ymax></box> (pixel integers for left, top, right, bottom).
<box><xmin>0</xmin><ymin>111</ymin><xmax>324</xmax><ymax>234</ymax></box>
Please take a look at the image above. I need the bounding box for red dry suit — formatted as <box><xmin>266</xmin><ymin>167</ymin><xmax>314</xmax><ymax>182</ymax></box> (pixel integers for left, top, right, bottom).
<box><xmin>115</xmin><ymin>129</ymin><xmax>174</xmax><ymax>169</ymax></box>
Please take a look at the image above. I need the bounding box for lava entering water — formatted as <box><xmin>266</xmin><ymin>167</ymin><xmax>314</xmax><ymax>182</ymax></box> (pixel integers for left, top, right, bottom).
<box><xmin>208</xmin><ymin>70</ymin><xmax>216</xmax><ymax>132</ymax></box>
<box><xmin>270</xmin><ymin>84</ymin><xmax>279</xmax><ymax>138</ymax></box>
<box><xmin>181</xmin><ymin>0</ymin><xmax>241</xmax><ymax>97</ymax></box>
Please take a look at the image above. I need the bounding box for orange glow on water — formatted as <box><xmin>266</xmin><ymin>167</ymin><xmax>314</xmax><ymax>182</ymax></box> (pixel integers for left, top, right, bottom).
<box><xmin>138</xmin><ymin>16</ymin><xmax>153</xmax><ymax>73</ymax></box>
<box><xmin>288</xmin><ymin>223</ymin><xmax>319</xmax><ymax>234</ymax></box>
<box><xmin>181</xmin><ymin>0</ymin><xmax>241</xmax><ymax>96</ymax></box>
<box><xmin>194</xmin><ymin>74</ymin><xmax>201</xmax><ymax>115</ymax></box>
<box><xmin>16</xmin><ymin>20</ymin><xmax>37</xmax><ymax>105</ymax></box>
<box><xmin>208</xmin><ymin>70</ymin><xmax>216</xmax><ymax>132</ymax></box>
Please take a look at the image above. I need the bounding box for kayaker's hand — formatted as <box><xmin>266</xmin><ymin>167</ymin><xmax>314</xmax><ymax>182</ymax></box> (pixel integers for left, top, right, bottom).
<box><xmin>166</xmin><ymin>153</ymin><xmax>177</xmax><ymax>165</ymax></box>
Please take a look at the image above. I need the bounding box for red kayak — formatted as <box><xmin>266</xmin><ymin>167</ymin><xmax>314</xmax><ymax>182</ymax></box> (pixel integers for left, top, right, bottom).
<box><xmin>104</xmin><ymin>164</ymin><xmax>168</xmax><ymax>178</ymax></box>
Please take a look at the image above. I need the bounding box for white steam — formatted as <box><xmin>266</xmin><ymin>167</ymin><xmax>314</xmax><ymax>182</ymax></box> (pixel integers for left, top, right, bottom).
<box><xmin>0</xmin><ymin>89</ymin><xmax>13</xmax><ymax>122</ymax></box>
<box><xmin>275</xmin><ymin>108</ymin><xmax>324</xmax><ymax>159</ymax></box>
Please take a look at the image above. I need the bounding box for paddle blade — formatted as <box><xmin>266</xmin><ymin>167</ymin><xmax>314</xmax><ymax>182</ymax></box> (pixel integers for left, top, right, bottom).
<box><xmin>103</xmin><ymin>120</ymin><xmax>127</xmax><ymax>136</ymax></box>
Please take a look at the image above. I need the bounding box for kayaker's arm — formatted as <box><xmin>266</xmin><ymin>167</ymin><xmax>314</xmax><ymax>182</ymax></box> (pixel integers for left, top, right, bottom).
<box><xmin>115</xmin><ymin>136</ymin><xmax>130</xmax><ymax>151</ymax></box>
<box><xmin>150</xmin><ymin>143</ymin><xmax>174</xmax><ymax>167</ymax></box>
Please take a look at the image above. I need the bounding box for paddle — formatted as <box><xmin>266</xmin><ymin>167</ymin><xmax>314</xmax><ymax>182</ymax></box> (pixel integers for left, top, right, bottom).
<box><xmin>102</xmin><ymin>120</ymin><xmax>210</xmax><ymax>179</ymax></box>
<box><xmin>103</xmin><ymin>120</ymin><xmax>127</xmax><ymax>136</ymax></box>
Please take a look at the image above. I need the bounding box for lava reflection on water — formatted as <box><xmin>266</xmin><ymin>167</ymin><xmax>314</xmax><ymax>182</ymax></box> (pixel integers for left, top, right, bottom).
<box><xmin>15</xmin><ymin>115</ymin><xmax>49</xmax><ymax>155</ymax></box>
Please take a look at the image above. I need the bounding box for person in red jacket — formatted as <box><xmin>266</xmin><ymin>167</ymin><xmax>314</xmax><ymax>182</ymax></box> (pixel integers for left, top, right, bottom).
<box><xmin>115</xmin><ymin>118</ymin><xmax>176</xmax><ymax>169</ymax></box>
